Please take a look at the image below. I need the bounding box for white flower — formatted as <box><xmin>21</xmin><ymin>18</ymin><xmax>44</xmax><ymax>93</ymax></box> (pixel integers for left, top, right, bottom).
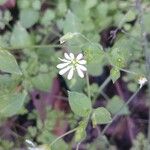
<box><xmin>138</xmin><ymin>76</ymin><xmax>148</xmax><ymax>88</ymax></box>
<box><xmin>57</xmin><ymin>53</ymin><xmax>87</xmax><ymax>80</ymax></box>
<box><xmin>28</xmin><ymin>147</ymin><xmax>46</xmax><ymax>150</ymax></box>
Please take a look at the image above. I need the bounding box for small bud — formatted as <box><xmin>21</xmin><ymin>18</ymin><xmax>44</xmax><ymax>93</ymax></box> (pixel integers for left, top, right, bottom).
<box><xmin>138</xmin><ymin>76</ymin><xmax>148</xmax><ymax>88</ymax></box>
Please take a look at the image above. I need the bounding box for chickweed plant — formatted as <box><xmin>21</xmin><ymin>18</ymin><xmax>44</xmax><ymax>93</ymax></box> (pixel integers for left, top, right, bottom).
<box><xmin>0</xmin><ymin>0</ymin><xmax>150</xmax><ymax>150</ymax></box>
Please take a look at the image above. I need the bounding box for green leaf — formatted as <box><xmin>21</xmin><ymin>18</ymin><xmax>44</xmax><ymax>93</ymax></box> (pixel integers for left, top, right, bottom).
<box><xmin>20</xmin><ymin>9</ymin><xmax>39</xmax><ymax>28</ymax></box>
<box><xmin>32</xmin><ymin>0</ymin><xmax>41</xmax><ymax>10</ymax></box>
<box><xmin>0</xmin><ymin>74</ymin><xmax>21</xmax><ymax>90</ymax></box>
<box><xmin>0</xmin><ymin>0</ymin><xmax>5</xmax><ymax>4</ymax></box>
<box><xmin>70</xmin><ymin>0</ymin><xmax>89</xmax><ymax>21</ymax></box>
<box><xmin>41</xmin><ymin>9</ymin><xmax>55</xmax><ymax>26</ymax></box>
<box><xmin>68</xmin><ymin>91</ymin><xmax>92</xmax><ymax>117</ymax></box>
<box><xmin>0</xmin><ymin>91</ymin><xmax>27</xmax><ymax>117</ymax></box>
<box><xmin>125</xmin><ymin>10</ymin><xmax>136</xmax><ymax>22</ymax></box>
<box><xmin>0</xmin><ymin>49</ymin><xmax>22</xmax><ymax>74</ymax></box>
<box><xmin>127</xmin><ymin>82</ymin><xmax>138</xmax><ymax>92</ymax></box>
<box><xmin>63</xmin><ymin>10</ymin><xmax>82</xmax><ymax>33</ymax></box>
<box><xmin>143</xmin><ymin>12</ymin><xmax>150</xmax><ymax>32</ymax></box>
<box><xmin>110</xmin><ymin>67</ymin><xmax>120</xmax><ymax>83</ymax></box>
<box><xmin>10</xmin><ymin>23</ymin><xmax>33</xmax><ymax>48</ymax></box>
<box><xmin>97</xmin><ymin>3</ymin><xmax>108</xmax><ymax>17</ymax></box>
<box><xmin>17</xmin><ymin>0</ymin><xmax>30</xmax><ymax>9</ymax></box>
<box><xmin>31</xmin><ymin>73</ymin><xmax>53</xmax><ymax>92</ymax></box>
<box><xmin>106</xmin><ymin>96</ymin><xmax>129</xmax><ymax>115</ymax></box>
<box><xmin>66</xmin><ymin>76</ymin><xmax>86</xmax><ymax>92</ymax></box>
<box><xmin>56</xmin><ymin>0</ymin><xmax>67</xmax><ymax>17</ymax></box>
<box><xmin>83</xmin><ymin>45</ymin><xmax>104</xmax><ymax>64</ymax></box>
<box><xmin>110</xmin><ymin>48</ymin><xmax>126</xmax><ymax>68</ymax></box>
<box><xmin>85</xmin><ymin>0</ymin><xmax>97</xmax><ymax>9</ymax></box>
<box><xmin>83</xmin><ymin>45</ymin><xmax>104</xmax><ymax>76</ymax></box>
<box><xmin>87</xmin><ymin>63</ymin><xmax>103</xmax><ymax>76</ymax></box>
<box><xmin>91</xmin><ymin>107</ymin><xmax>112</xmax><ymax>126</ymax></box>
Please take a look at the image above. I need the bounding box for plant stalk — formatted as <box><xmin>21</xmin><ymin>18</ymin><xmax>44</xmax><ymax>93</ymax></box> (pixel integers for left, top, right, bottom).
<box><xmin>135</xmin><ymin>0</ymin><xmax>150</xmax><ymax>148</ymax></box>
<box><xmin>99</xmin><ymin>87</ymin><xmax>141</xmax><ymax>138</ymax></box>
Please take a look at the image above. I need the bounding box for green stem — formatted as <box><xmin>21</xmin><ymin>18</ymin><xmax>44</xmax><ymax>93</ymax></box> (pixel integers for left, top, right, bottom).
<box><xmin>119</xmin><ymin>68</ymin><xmax>138</xmax><ymax>75</ymax></box>
<box><xmin>76</xmin><ymin>32</ymin><xmax>103</xmax><ymax>50</ymax></box>
<box><xmin>76</xmin><ymin>141</ymin><xmax>82</xmax><ymax>150</ymax></box>
<box><xmin>99</xmin><ymin>86</ymin><xmax>141</xmax><ymax>138</ymax></box>
<box><xmin>93</xmin><ymin>76</ymin><xmax>111</xmax><ymax>104</ymax></box>
<box><xmin>1</xmin><ymin>43</ymin><xmax>85</xmax><ymax>51</ymax></box>
<box><xmin>74</xmin><ymin>73</ymin><xmax>91</xmax><ymax>150</ymax></box>
<box><xmin>86</xmin><ymin>72</ymin><xmax>91</xmax><ymax>99</ymax></box>
<box><xmin>1</xmin><ymin>44</ymin><xmax>63</xmax><ymax>50</ymax></box>
<box><xmin>49</xmin><ymin>128</ymin><xmax>77</xmax><ymax>148</ymax></box>
<box><xmin>135</xmin><ymin>0</ymin><xmax>150</xmax><ymax>148</ymax></box>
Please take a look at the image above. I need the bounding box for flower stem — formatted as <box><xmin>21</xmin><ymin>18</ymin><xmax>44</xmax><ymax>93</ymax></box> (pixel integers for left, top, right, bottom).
<box><xmin>49</xmin><ymin>128</ymin><xmax>77</xmax><ymax>148</ymax></box>
<box><xmin>135</xmin><ymin>0</ymin><xmax>150</xmax><ymax>148</ymax></box>
<box><xmin>93</xmin><ymin>76</ymin><xmax>111</xmax><ymax>104</ymax></box>
<box><xmin>76</xmin><ymin>141</ymin><xmax>82</xmax><ymax>150</ymax></box>
<box><xmin>1</xmin><ymin>44</ymin><xmax>84</xmax><ymax>51</ymax></box>
<box><xmin>99</xmin><ymin>87</ymin><xmax>141</xmax><ymax>138</ymax></box>
<box><xmin>85</xmin><ymin>72</ymin><xmax>91</xmax><ymax>99</ymax></box>
<box><xmin>76</xmin><ymin>32</ymin><xmax>103</xmax><ymax>50</ymax></box>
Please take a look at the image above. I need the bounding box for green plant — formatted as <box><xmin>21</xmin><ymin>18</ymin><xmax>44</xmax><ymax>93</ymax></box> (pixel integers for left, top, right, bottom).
<box><xmin>0</xmin><ymin>0</ymin><xmax>149</xmax><ymax>149</ymax></box>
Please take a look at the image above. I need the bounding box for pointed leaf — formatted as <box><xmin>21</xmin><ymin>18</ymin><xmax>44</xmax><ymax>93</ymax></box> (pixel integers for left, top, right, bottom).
<box><xmin>110</xmin><ymin>67</ymin><xmax>120</xmax><ymax>83</ymax></box>
<box><xmin>63</xmin><ymin>10</ymin><xmax>82</xmax><ymax>33</ymax></box>
<box><xmin>92</xmin><ymin>107</ymin><xmax>112</xmax><ymax>125</ymax></box>
<box><xmin>0</xmin><ymin>49</ymin><xmax>22</xmax><ymax>74</ymax></box>
<box><xmin>20</xmin><ymin>9</ymin><xmax>39</xmax><ymax>28</ymax></box>
<box><xmin>106</xmin><ymin>96</ymin><xmax>129</xmax><ymax>115</ymax></box>
<box><xmin>68</xmin><ymin>91</ymin><xmax>92</xmax><ymax>117</ymax></box>
<box><xmin>10</xmin><ymin>23</ymin><xmax>33</xmax><ymax>48</ymax></box>
<box><xmin>0</xmin><ymin>91</ymin><xmax>27</xmax><ymax>117</ymax></box>
<box><xmin>31</xmin><ymin>73</ymin><xmax>53</xmax><ymax>92</ymax></box>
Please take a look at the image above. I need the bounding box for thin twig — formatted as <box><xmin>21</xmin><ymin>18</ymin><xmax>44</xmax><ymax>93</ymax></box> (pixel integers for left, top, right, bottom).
<box><xmin>49</xmin><ymin>128</ymin><xmax>77</xmax><ymax>148</ymax></box>
<box><xmin>86</xmin><ymin>72</ymin><xmax>91</xmax><ymax>98</ymax></box>
<box><xmin>1</xmin><ymin>43</ymin><xmax>87</xmax><ymax>51</ymax></box>
<box><xmin>135</xmin><ymin>0</ymin><xmax>150</xmax><ymax>147</ymax></box>
<box><xmin>98</xmin><ymin>87</ymin><xmax>141</xmax><ymax>138</ymax></box>
<box><xmin>93</xmin><ymin>76</ymin><xmax>111</xmax><ymax>103</ymax></box>
<box><xmin>76</xmin><ymin>141</ymin><xmax>82</xmax><ymax>150</ymax></box>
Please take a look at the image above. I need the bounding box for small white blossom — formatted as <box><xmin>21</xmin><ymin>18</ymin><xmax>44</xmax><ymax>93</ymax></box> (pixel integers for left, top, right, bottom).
<box><xmin>57</xmin><ymin>53</ymin><xmax>87</xmax><ymax>80</ymax></box>
<box><xmin>28</xmin><ymin>146</ymin><xmax>48</xmax><ymax>150</ymax></box>
<box><xmin>26</xmin><ymin>139</ymin><xmax>36</xmax><ymax>147</ymax></box>
<box><xmin>138</xmin><ymin>77</ymin><xmax>148</xmax><ymax>88</ymax></box>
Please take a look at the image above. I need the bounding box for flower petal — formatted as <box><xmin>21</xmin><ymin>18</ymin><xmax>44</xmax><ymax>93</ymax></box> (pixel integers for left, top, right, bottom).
<box><xmin>78</xmin><ymin>60</ymin><xmax>87</xmax><ymax>64</ymax></box>
<box><xmin>64</xmin><ymin>53</ymin><xmax>71</xmax><ymax>60</ymax></box>
<box><xmin>69</xmin><ymin>53</ymin><xmax>75</xmax><ymax>60</ymax></box>
<box><xmin>58</xmin><ymin>58</ymin><xmax>70</xmax><ymax>63</ymax></box>
<box><xmin>57</xmin><ymin>62</ymin><xmax>70</xmax><ymax>69</ymax></box>
<box><xmin>76</xmin><ymin>64</ymin><xmax>87</xmax><ymax>71</ymax></box>
<box><xmin>59</xmin><ymin>65</ymin><xmax>72</xmax><ymax>75</ymax></box>
<box><xmin>76</xmin><ymin>53</ymin><xmax>83</xmax><ymax>60</ymax></box>
<box><xmin>76</xmin><ymin>67</ymin><xmax>84</xmax><ymax>78</ymax></box>
<box><xmin>67</xmin><ymin>67</ymin><xmax>74</xmax><ymax>80</ymax></box>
